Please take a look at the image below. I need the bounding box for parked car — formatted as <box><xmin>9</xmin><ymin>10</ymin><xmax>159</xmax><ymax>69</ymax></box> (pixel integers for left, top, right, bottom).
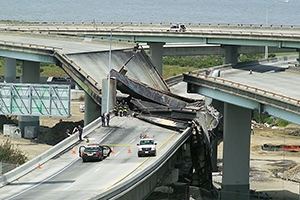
<box><xmin>79</xmin><ymin>144</ymin><xmax>111</xmax><ymax>162</ymax></box>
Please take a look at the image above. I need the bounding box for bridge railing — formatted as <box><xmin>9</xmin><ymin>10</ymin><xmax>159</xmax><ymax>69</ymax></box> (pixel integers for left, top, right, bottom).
<box><xmin>1</xmin><ymin>21</ymin><xmax>300</xmax><ymax>29</ymax></box>
<box><xmin>0</xmin><ymin>40</ymin><xmax>62</xmax><ymax>51</ymax></box>
<box><xmin>188</xmin><ymin>71</ymin><xmax>300</xmax><ymax>107</ymax></box>
<box><xmin>3</xmin><ymin>26</ymin><xmax>300</xmax><ymax>41</ymax></box>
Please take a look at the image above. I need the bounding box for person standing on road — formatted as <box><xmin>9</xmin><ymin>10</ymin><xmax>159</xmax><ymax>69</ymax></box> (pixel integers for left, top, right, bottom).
<box><xmin>106</xmin><ymin>112</ymin><xmax>110</xmax><ymax>127</ymax></box>
<box><xmin>101</xmin><ymin>112</ymin><xmax>106</xmax><ymax>127</ymax></box>
<box><xmin>113</xmin><ymin>101</ymin><xmax>119</xmax><ymax>116</ymax></box>
<box><xmin>123</xmin><ymin>102</ymin><xmax>128</xmax><ymax>117</ymax></box>
<box><xmin>78</xmin><ymin>125</ymin><xmax>83</xmax><ymax>141</ymax></box>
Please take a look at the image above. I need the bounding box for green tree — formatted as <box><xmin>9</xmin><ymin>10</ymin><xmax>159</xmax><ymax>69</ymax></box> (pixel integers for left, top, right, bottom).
<box><xmin>0</xmin><ymin>139</ymin><xmax>28</xmax><ymax>164</ymax></box>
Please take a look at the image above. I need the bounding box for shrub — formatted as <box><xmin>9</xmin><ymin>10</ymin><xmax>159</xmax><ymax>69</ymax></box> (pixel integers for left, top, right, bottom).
<box><xmin>0</xmin><ymin>139</ymin><xmax>28</xmax><ymax>164</ymax></box>
<box><xmin>275</xmin><ymin>119</ymin><xmax>290</xmax><ymax>127</ymax></box>
<box><xmin>79</xmin><ymin>95</ymin><xmax>85</xmax><ymax>101</ymax></box>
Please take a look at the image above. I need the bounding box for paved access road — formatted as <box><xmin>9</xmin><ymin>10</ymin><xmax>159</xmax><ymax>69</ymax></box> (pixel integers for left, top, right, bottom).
<box><xmin>0</xmin><ymin>117</ymin><xmax>181</xmax><ymax>200</ymax></box>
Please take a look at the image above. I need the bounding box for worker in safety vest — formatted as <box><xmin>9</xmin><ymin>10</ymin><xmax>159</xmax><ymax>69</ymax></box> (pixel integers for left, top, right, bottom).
<box><xmin>113</xmin><ymin>101</ymin><xmax>119</xmax><ymax>116</ymax></box>
<box><xmin>119</xmin><ymin>102</ymin><xmax>123</xmax><ymax>117</ymax></box>
<box><xmin>123</xmin><ymin>102</ymin><xmax>128</xmax><ymax>117</ymax></box>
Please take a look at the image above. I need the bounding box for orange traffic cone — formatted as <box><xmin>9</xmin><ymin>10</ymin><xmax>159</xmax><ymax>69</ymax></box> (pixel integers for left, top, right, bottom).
<box><xmin>111</xmin><ymin>146</ymin><xmax>114</xmax><ymax>154</ymax></box>
<box><xmin>128</xmin><ymin>146</ymin><xmax>131</xmax><ymax>153</ymax></box>
<box><xmin>38</xmin><ymin>163</ymin><xmax>41</xmax><ymax>169</ymax></box>
<box><xmin>72</xmin><ymin>147</ymin><xmax>76</xmax><ymax>154</ymax></box>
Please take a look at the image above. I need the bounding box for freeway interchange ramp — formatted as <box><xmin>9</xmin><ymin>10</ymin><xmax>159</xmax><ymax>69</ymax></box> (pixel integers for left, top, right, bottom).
<box><xmin>54</xmin><ymin>47</ymin><xmax>170</xmax><ymax>106</ymax></box>
<box><xmin>0</xmin><ymin>36</ymin><xmax>221</xmax><ymax>199</ymax></box>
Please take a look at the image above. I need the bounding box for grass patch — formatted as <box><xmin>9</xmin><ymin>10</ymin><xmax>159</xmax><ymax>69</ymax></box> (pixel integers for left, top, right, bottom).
<box><xmin>162</xmin><ymin>65</ymin><xmax>198</xmax><ymax>79</ymax></box>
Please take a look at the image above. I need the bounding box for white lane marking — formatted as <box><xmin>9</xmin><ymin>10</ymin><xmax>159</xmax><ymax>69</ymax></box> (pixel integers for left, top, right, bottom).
<box><xmin>114</xmin><ymin>152</ymin><xmax>120</xmax><ymax>157</ymax></box>
<box><xmin>63</xmin><ymin>184</ymin><xmax>74</xmax><ymax>191</ymax></box>
<box><xmin>5</xmin><ymin>157</ymin><xmax>80</xmax><ymax>200</ymax></box>
<box><xmin>142</xmin><ymin>128</ymin><xmax>148</xmax><ymax>133</ymax></box>
<box><xmin>94</xmin><ymin>166</ymin><xmax>101</xmax><ymax>172</ymax></box>
<box><xmin>130</xmin><ymin>139</ymin><xmax>135</xmax><ymax>143</ymax></box>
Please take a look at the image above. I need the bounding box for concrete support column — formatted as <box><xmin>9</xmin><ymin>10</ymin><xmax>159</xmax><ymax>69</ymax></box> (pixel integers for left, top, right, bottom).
<box><xmin>222</xmin><ymin>45</ymin><xmax>239</xmax><ymax>66</ymax></box>
<box><xmin>4</xmin><ymin>58</ymin><xmax>16</xmax><ymax>83</ymax></box>
<box><xmin>222</xmin><ymin>103</ymin><xmax>251</xmax><ymax>200</ymax></box>
<box><xmin>19</xmin><ymin>61</ymin><xmax>40</xmax><ymax>137</ymax></box>
<box><xmin>148</xmin><ymin>42</ymin><xmax>165</xmax><ymax>75</ymax></box>
<box><xmin>84</xmin><ymin>93</ymin><xmax>101</xmax><ymax>126</ymax></box>
<box><xmin>101</xmin><ymin>78</ymin><xmax>116</xmax><ymax>114</ymax></box>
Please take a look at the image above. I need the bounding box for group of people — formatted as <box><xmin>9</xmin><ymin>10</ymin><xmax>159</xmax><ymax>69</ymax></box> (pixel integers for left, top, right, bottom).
<box><xmin>101</xmin><ymin>112</ymin><xmax>110</xmax><ymax>127</ymax></box>
<box><xmin>113</xmin><ymin>101</ymin><xmax>128</xmax><ymax>117</ymax></box>
<box><xmin>66</xmin><ymin>125</ymin><xmax>83</xmax><ymax>141</ymax></box>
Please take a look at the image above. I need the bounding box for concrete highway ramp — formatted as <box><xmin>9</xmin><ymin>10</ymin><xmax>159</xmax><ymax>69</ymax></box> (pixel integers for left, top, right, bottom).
<box><xmin>54</xmin><ymin>47</ymin><xmax>169</xmax><ymax>106</ymax></box>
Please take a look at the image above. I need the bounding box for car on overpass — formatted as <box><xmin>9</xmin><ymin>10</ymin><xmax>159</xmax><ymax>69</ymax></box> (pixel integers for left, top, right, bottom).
<box><xmin>79</xmin><ymin>144</ymin><xmax>111</xmax><ymax>162</ymax></box>
<box><xmin>167</xmin><ymin>24</ymin><xmax>186</xmax><ymax>32</ymax></box>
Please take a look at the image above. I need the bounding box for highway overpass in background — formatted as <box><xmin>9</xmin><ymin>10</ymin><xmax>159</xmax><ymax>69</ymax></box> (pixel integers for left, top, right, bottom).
<box><xmin>0</xmin><ymin>23</ymin><xmax>300</xmax><ymax>200</ymax></box>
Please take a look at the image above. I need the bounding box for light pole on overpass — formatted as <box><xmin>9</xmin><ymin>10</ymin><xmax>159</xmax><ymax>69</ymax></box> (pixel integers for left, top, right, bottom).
<box><xmin>265</xmin><ymin>0</ymin><xmax>289</xmax><ymax>59</ymax></box>
<box><xmin>107</xmin><ymin>24</ymin><xmax>136</xmax><ymax>113</ymax></box>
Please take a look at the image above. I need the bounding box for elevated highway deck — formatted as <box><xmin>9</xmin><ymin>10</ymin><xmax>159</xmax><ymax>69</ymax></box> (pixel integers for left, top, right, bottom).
<box><xmin>0</xmin><ymin>114</ymin><xmax>190</xmax><ymax>200</ymax></box>
<box><xmin>184</xmin><ymin>56</ymin><xmax>300</xmax><ymax>125</ymax></box>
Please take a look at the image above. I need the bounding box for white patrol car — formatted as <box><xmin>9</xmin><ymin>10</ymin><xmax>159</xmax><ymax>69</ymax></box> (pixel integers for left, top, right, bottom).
<box><xmin>137</xmin><ymin>138</ymin><xmax>157</xmax><ymax>157</ymax></box>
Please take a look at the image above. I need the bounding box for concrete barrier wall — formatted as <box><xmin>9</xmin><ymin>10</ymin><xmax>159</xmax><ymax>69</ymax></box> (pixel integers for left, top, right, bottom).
<box><xmin>92</xmin><ymin>127</ymin><xmax>192</xmax><ymax>200</ymax></box>
<box><xmin>0</xmin><ymin>117</ymin><xmax>101</xmax><ymax>188</ymax></box>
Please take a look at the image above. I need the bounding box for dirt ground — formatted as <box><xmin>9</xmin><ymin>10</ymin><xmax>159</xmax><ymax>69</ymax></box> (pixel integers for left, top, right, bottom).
<box><xmin>1</xmin><ymin>104</ymin><xmax>300</xmax><ymax>199</ymax></box>
<box><xmin>215</xmin><ymin>123</ymin><xmax>300</xmax><ymax>199</ymax></box>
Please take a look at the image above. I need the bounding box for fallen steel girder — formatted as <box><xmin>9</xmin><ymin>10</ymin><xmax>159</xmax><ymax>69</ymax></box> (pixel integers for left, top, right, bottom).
<box><xmin>110</xmin><ymin>69</ymin><xmax>197</xmax><ymax>108</ymax></box>
<box><xmin>135</xmin><ymin>114</ymin><xmax>191</xmax><ymax>131</ymax></box>
<box><xmin>130</xmin><ymin>97</ymin><xmax>201</xmax><ymax>121</ymax></box>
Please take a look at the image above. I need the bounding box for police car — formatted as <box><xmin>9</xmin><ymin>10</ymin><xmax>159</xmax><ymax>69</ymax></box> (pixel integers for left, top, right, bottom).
<box><xmin>79</xmin><ymin>144</ymin><xmax>111</xmax><ymax>162</ymax></box>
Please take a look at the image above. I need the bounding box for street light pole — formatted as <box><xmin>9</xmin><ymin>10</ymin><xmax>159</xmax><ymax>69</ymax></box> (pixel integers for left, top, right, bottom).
<box><xmin>106</xmin><ymin>28</ymin><xmax>113</xmax><ymax>113</ymax></box>
<box><xmin>265</xmin><ymin>0</ymin><xmax>289</xmax><ymax>59</ymax></box>
<box><xmin>106</xmin><ymin>24</ymin><xmax>136</xmax><ymax>113</ymax></box>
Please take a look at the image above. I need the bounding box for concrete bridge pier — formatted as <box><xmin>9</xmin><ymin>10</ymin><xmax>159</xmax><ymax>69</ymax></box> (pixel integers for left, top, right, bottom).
<box><xmin>221</xmin><ymin>103</ymin><xmax>251</xmax><ymax>200</ymax></box>
<box><xmin>4</xmin><ymin>58</ymin><xmax>16</xmax><ymax>83</ymax></box>
<box><xmin>101</xmin><ymin>78</ymin><xmax>116</xmax><ymax>114</ymax></box>
<box><xmin>18</xmin><ymin>61</ymin><xmax>40</xmax><ymax>137</ymax></box>
<box><xmin>148</xmin><ymin>42</ymin><xmax>165</xmax><ymax>75</ymax></box>
<box><xmin>84</xmin><ymin>93</ymin><xmax>101</xmax><ymax>126</ymax></box>
<box><xmin>222</xmin><ymin>45</ymin><xmax>239</xmax><ymax>66</ymax></box>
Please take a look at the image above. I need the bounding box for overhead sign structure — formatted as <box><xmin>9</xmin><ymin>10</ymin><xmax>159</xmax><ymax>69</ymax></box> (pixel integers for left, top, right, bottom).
<box><xmin>0</xmin><ymin>83</ymin><xmax>71</xmax><ymax>117</ymax></box>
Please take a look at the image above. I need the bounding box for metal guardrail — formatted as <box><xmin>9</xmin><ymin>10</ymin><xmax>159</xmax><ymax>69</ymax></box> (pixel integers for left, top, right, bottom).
<box><xmin>188</xmin><ymin>71</ymin><xmax>300</xmax><ymax>106</ymax></box>
<box><xmin>3</xmin><ymin>27</ymin><xmax>300</xmax><ymax>42</ymax></box>
<box><xmin>2</xmin><ymin>21</ymin><xmax>300</xmax><ymax>29</ymax></box>
<box><xmin>0</xmin><ymin>40</ymin><xmax>62</xmax><ymax>51</ymax></box>
<box><xmin>59</xmin><ymin>53</ymin><xmax>99</xmax><ymax>88</ymax></box>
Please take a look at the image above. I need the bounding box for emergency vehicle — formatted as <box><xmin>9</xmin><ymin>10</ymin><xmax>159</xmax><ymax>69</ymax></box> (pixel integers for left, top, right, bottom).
<box><xmin>79</xmin><ymin>143</ymin><xmax>111</xmax><ymax>162</ymax></box>
<box><xmin>137</xmin><ymin>134</ymin><xmax>157</xmax><ymax>157</ymax></box>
